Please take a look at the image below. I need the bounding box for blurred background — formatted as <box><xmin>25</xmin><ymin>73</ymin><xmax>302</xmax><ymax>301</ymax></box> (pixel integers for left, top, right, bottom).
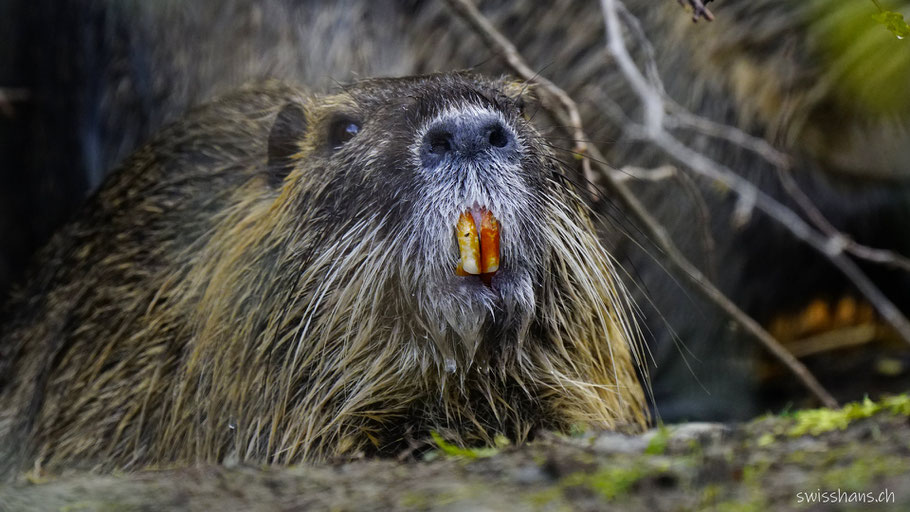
<box><xmin>2</xmin><ymin>0</ymin><xmax>909</xmax><ymax>422</ymax></box>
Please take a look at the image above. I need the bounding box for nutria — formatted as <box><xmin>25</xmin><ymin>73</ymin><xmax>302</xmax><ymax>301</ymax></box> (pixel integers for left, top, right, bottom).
<box><xmin>5</xmin><ymin>0</ymin><xmax>910</xmax><ymax>424</ymax></box>
<box><xmin>0</xmin><ymin>73</ymin><xmax>646</xmax><ymax>476</ymax></box>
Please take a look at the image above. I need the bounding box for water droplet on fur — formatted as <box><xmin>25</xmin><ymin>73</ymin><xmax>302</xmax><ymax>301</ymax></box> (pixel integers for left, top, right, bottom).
<box><xmin>228</xmin><ymin>421</ymin><xmax>237</xmax><ymax>431</ymax></box>
<box><xmin>445</xmin><ymin>358</ymin><xmax>457</xmax><ymax>374</ymax></box>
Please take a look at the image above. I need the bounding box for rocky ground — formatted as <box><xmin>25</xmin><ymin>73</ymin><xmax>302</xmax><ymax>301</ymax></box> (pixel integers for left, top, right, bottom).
<box><xmin>2</xmin><ymin>396</ymin><xmax>909</xmax><ymax>511</ymax></box>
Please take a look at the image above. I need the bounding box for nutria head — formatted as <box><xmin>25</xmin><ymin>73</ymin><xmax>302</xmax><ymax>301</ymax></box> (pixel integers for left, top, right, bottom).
<box><xmin>1</xmin><ymin>73</ymin><xmax>645</xmax><ymax>472</ymax></box>
<box><xmin>278</xmin><ymin>75</ymin><xmax>557</xmax><ymax>365</ymax></box>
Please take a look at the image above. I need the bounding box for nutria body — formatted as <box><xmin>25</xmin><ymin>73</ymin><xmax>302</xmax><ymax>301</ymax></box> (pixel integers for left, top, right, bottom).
<box><xmin>4</xmin><ymin>0</ymin><xmax>910</xmax><ymax>424</ymax></box>
<box><xmin>0</xmin><ymin>73</ymin><xmax>645</xmax><ymax>476</ymax></box>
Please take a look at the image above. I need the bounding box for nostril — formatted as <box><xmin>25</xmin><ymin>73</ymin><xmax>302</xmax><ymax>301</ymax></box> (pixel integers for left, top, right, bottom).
<box><xmin>421</xmin><ymin>115</ymin><xmax>516</xmax><ymax>167</ymax></box>
<box><xmin>488</xmin><ymin>124</ymin><xmax>509</xmax><ymax>149</ymax></box>
<box><xmin>427</xmin><ymin>130</ymin><xmax>454</xmax><ymax>156</ymax></box>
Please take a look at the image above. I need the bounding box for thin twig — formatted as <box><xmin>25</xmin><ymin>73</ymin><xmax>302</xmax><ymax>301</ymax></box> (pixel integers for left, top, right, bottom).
<box><xmin>618</xmin><ymin>2</ymin><xmax>910</xmax><ymax>276</ymax></box>
<box><xmin>609</xmin><ymin>4</ymin><xmax>790</xmax><ymax>169</ymax></box>
<box><xmin>776</xmin><ymin>167</ymin><xmax>910</xmax><ymax>273</ymax></box>
<box><xmin>665</xmin><ymin>104</ymin><xmax>791</xmax><ymax>169</ymax></box>
<box><xmin>615</xmin><ymin>165</ymin><xmax>676</xmax><ymax>183</ymax></box>
<box><xmin>674</xmin><ymin>166</ymin><xmax>720</xmax><ymax>283</ymax></box>
<box><xmin>444</xmin><ymin>0</ymin><xmax>838</xmax><ymax>407</ymax></box>
<box><xmin>443</xmin><ymin>0</ymin><xmax>599</xmax><ymax>199</ymax></box>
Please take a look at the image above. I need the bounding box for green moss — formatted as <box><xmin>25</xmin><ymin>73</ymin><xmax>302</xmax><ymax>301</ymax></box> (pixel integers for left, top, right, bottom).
<box><xmin>820</xmin><ymin>453</ymin><xmax>910</xmax><ymax>490</ymax></box>
<box><xmin>784</xmin><ymin>450</ymin><xmax>808</xmax><ymax>465</ymax></box>
<box><xmin>881</xmin><ymin>394</ymin><xmax>910</xmax><ymax>415</ymax></box>
<box><xmin>742</xmin><ymin>459</ymin><xmax>771</xmax><ymax>485</ymax></box>
<box><xmin>645</xmin><ymin>425</ymin><xmax>669</xmax><ymax>455</ymax></box>
<box><xmin>710</xmin><ymin>499</ymin><xmax>767</xmax><ymax>512</ymax></box>
<box><xmin>724</xmin><ymin>459</ymin><xmax>773</xmax><ymax>512</ymax></box>
<box><xmin>755</xmin><ymin>433</ymin><xmax>775</xmax><ymax>447</ymax></box>
<box><xmin>429</xmin><ymin>431</ymin><xmax>509</xmax><ymax>459</ymax></box>
<box><xmin>789</xmin><ymin>408</ymin><xmax>852</xmax><ymax>437</ymax></box>
<box><xmin>562</xmin><ymin>466</ymin><xmax>649</xmax><ymax>500</ymax></box>
<box><xmin>700</xmin><ymin>484</ymin><xmax>722</xmax><ymax>504</ymax></box>
<box><xmin>697</xmin><ymin>481</ymin><xmax>767</xmax><ymax>512</ymax></box>
<box><xmin>399</xmin><ymin>490</ymin><xmax>460</xmax><ymax>508</ymax></box>
<box><xmin>528</xmin><ymin>487</ymin><xmax>564</xmax><ymax>508</ymax></box>
<box><xmin>60</xmin><ymin>503</ymin><xmax>142</xmax><ymax>512</ymax></box>
<box><xmin>60</xmin><ymin>505</ymin><xmax>94</xmax><ymax>512</ymax></box>
<box><xmin>399</xmin><ymin>492</ymin><xmax>430</xmax><ymax>508</ymax></box>
<box><xmin>528</xmin><ymin>460</ymin><xmax>661</xmax><ymax>506</ymax></box>
<box><xmin>788</xmin><ymin>395</ymin><xmax>910</xmax><ymax>437</ymax></box>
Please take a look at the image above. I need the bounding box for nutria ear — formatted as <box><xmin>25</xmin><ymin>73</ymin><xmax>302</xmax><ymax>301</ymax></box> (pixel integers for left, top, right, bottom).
<box><xmin>267</xmin><ymin>103</ymin><xmax>308</xmax><ymax>187</ymax></box>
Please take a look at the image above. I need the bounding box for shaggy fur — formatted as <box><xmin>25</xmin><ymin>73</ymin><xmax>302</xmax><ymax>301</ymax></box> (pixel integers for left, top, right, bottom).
<box><xmin>0</xmin><ymin>73</ymin><xmax>645</xmax><ymax>476</ymax></box>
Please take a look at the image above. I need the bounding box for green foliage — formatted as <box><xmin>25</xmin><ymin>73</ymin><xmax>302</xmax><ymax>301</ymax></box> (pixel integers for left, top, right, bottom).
<box><xmin>872</xmin><ymin>8</ymin><xmax>910</xmax><ymax>38</ymax></box>
<box><xmin>814</xmin><ymin>0</ymin><xmax>910</xmax><ymax>116</ymax></box>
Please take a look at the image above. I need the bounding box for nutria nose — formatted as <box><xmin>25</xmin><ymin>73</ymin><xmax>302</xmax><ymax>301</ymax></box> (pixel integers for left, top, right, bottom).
<box><xmin>421</xmin><ymin>113</ymin><xmax>517</xmax><ymax>167</ymax></box>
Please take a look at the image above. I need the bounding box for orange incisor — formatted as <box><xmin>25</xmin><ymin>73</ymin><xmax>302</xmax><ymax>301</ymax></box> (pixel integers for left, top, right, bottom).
<box><xmin>455</xmin><ymin>210</ymin><xmax>500</xmax><ymax>278</ymax></box>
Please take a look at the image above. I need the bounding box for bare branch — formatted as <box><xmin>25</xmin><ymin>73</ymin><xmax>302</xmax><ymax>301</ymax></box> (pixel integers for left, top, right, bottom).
<box><xmin>675</xmin><ymin>166</ymin><xmax>720</xmax><ymax>283</ymax></box>
<box><xmin>603</xmin><ymin>0</ymin><xmax>664</xmax><ymax>137</ymax></box>
<box><xmin>442</xmin><ymin>0</ymin><xmax>599</xmax><ymax>198</ymax></box>
<box><xmin>599</xmin><ymin>0</ymin><xmax>910</xmax><ymax>349</ymax></box>
<box><xmin>616</xmin><ymin>2</ymin><xmax>910</xmax><ymax>277</ymax></box>
<box><xmin>665</xmin><ymin>103</ymin><xmax>791</xmax><ymax>169</ymax></box>
<box><xmin>776</xmin><ymin>167</ymin><xmax>910</xmax><ymax>273</ymax></box>
<box><xmin>615</xmin><ymin>165</ymin><xmax>677</xmax><ymax>183</ymax></box>
<box><xmin>607</xmin><ymin>6</ymin><xmax>790</xmax><ymax>169</ymax></box>
<box><xmin>444</xmin><ymin>0</ymin><xmax>838</xmax><ymax>408</ymax></box>
<box><xmin>842</xmin><ymin>239</ymin><xmax>910</xmax><ymax>273</ymax></box>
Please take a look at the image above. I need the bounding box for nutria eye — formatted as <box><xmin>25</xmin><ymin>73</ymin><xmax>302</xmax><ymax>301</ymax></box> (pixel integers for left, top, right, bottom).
<box><xmin>329</xmin><ymin>118</ymin><xmax>361</xmax><ymax>150</ymax></box>
<box><xmin>515</xmin><ymin>97</ymin><xmax>526</xmax><ymax>117</ymax></box>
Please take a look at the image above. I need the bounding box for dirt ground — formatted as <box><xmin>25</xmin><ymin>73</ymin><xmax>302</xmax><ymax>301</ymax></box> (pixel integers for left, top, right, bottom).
<box><xmin>2</xmin><ymin>396</ymin><xmax>908</xmax><ymax>511</ymax></box>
